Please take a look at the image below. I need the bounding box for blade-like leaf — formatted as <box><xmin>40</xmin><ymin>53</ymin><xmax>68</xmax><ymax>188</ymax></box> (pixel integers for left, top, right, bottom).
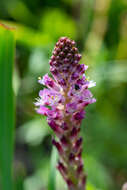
<box><xmin>0</xmin><ymin>24</ymin><xmax>15</xmax><ymax>190</ymax></box>
<box><xmin>48</xmin><ymin>146</ymin><xmax>58</xmax><ymax>190</ymax></box>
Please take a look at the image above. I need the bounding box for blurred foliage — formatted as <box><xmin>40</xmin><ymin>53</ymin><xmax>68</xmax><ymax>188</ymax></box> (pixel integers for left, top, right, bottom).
<box><xmin>39</xmin><ymin>8</ymin><xmax>76</xmax><ymax>40</ymax></box>
<box><xmin>0</xmin><ymin>0</ymin><xmax>127</xmax><ymax>189</ymax></box>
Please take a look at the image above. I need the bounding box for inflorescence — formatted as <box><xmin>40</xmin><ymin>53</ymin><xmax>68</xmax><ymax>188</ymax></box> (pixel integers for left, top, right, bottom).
<box><xmin>35</xmin><ymin>37</ymin><xmax>96</xmax><ymax>190</ymax></box>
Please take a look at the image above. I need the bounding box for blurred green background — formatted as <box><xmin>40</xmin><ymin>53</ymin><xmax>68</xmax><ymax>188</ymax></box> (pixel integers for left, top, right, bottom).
<box><xmin>0</xmin><ymin>0</ymin><xmax>127</xmax><ymax>190</ymax></box>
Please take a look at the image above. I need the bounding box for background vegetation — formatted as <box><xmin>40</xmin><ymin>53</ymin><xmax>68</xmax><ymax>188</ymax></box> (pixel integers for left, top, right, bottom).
<box><xmin>0</xmin><ymin>0</ymin><xmax>127</xmax><ymax>189</ymax></box>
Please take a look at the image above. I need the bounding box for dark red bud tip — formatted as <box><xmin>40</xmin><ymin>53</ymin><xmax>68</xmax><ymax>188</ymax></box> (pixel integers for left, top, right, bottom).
<box><xmin>74</xmin><ymin>110</ymin><xmax>85</xmax><ymax>121</ymax></box>
<box><xmin>47</xmin><ymin>80</ymin><xmax>54</xmax><ymax>87</ymax></box>
<box><xmin>73</xmin><ymin>138</ymin><xmax>83</xmax><ymax>153</ymax></box>
<box><xmin>84</xmin><ymin>102</ymin><xmax>89</xmax><ymax>106</ymax></box>
<box><xmin>66</xmin><ymin>179</ymin><xmax>74</xmax><ymax>187</ymax></box>
<box><xmin>58</xmin><ymin>78</ymin><xmax>66</xmax><ymax>86</ymax></box>
<box><xmin>61</xmin><ymin>122</ymin><xmax>69</xmax><ymax>130</ymax></box>
<box><xmin>60</xmin><ymin>135</ymin><xmax>68</xmax><ymax>146</ymax></box>
<box><xmin>69</xmin><ymin>152</ymin><xmax>75</xmax><ymax>162</ymax></box>
<box><xmin>50</xmin><ymin>68</ymin><xmax>58</xmax><ymax>75</ymax></box>
<box><xmin>70</xmin><ymin>127</ymin><xmax>80</xmax><ymax>138</ymax></box>
<box><xmin>77</xmin><ymin>164</ymin><xmax>84</xmax><ymax>174</ymax></box>
<box><xmin>77</xmin><ymin>149</ymin><xmax>82</xmax><ymax>158</ymax></box>
<box><xmin>52</xmin><ymin>139</ymin><xmax>63</xmax><ymax>154</ymax></box>
<box><xmin>82</xmin><ymin>174</ymin><xmax>87</xmax><ymax>186</ymax></box>
<box><xmin>75</xmin><ymin>137</ymin><xmax>83</xmax><ymax>148</ymax></box>
<box><xmin>48</xmin><ymin>120</ymin><xmax>63</xmax><ymax>134</ymax></box>
<box><xmin>57</xmin><ymin>161</ymin><xmax>67</xmax><ymax>174</ymax></box>
<box><xmin>59</xmin><ymin>37</ymin><xmax>67</xmax><ymax>42</ymax></box>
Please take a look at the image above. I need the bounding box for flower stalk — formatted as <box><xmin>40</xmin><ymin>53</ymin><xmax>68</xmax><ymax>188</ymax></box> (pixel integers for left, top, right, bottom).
<box><xmin>35</xmin><ymin>37</ymin><xmax>96</xmax><ymax>190</ymax></box>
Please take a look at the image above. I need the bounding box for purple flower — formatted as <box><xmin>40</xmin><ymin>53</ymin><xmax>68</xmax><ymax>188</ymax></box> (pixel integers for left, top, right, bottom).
<box><xmin>35</xmin><ymin>37</ymin><xmax>96</xmax><ymax>190</ymax></box>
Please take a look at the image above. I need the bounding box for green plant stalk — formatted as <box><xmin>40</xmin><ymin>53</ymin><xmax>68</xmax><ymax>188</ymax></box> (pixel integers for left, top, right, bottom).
<box><xmin>48</xmin><ymin>146</ymin><xmax>58</xmax><ymax>190</ymax></box>
<box><xmin>0</xmin><ymin>24</ymin><xmax>15</xmax><ymax>190</ymax></box>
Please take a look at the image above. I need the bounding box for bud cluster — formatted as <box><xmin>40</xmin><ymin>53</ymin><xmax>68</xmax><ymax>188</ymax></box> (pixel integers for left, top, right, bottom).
<box><xmin>49</xmin><ymin>37</ymin><xmax>84</xmax><ymax>88</ymax></box>
<box><xmin>35</xmin><ymin>37</ymin><xmax>96</xmax><ymax>190</ymax></box>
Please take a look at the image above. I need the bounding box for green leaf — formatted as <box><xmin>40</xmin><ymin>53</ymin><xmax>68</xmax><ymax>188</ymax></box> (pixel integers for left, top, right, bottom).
<box><xmin>0</xmin><ymin>24</ymin><xmax>15</xmax><ymax>190</ymax></box>
<box><xmin>48</xmin><ymin>147</ymin><xmax>58</xmax><ymax>190</ymax></box>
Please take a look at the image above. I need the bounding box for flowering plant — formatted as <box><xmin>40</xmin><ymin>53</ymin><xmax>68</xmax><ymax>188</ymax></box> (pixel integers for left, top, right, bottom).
<box><xmin>35</xmin><ymin>37</ymin><xmax>96</xmax><ymax>190</ymax></box>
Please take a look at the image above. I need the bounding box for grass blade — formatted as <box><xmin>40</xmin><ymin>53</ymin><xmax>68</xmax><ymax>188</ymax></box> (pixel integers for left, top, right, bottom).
<box><xmin>0</xmin><ymin>24</ymin><xmax>15</xmax><ymax>190</ymax></box>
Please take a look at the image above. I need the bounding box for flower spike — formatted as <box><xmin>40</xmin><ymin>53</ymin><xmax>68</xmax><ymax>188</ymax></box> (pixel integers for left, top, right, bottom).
<box><xmin>35</xmin><ymin>37</ymin><xmax>96</xmax><ymax>190</ymax></box>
